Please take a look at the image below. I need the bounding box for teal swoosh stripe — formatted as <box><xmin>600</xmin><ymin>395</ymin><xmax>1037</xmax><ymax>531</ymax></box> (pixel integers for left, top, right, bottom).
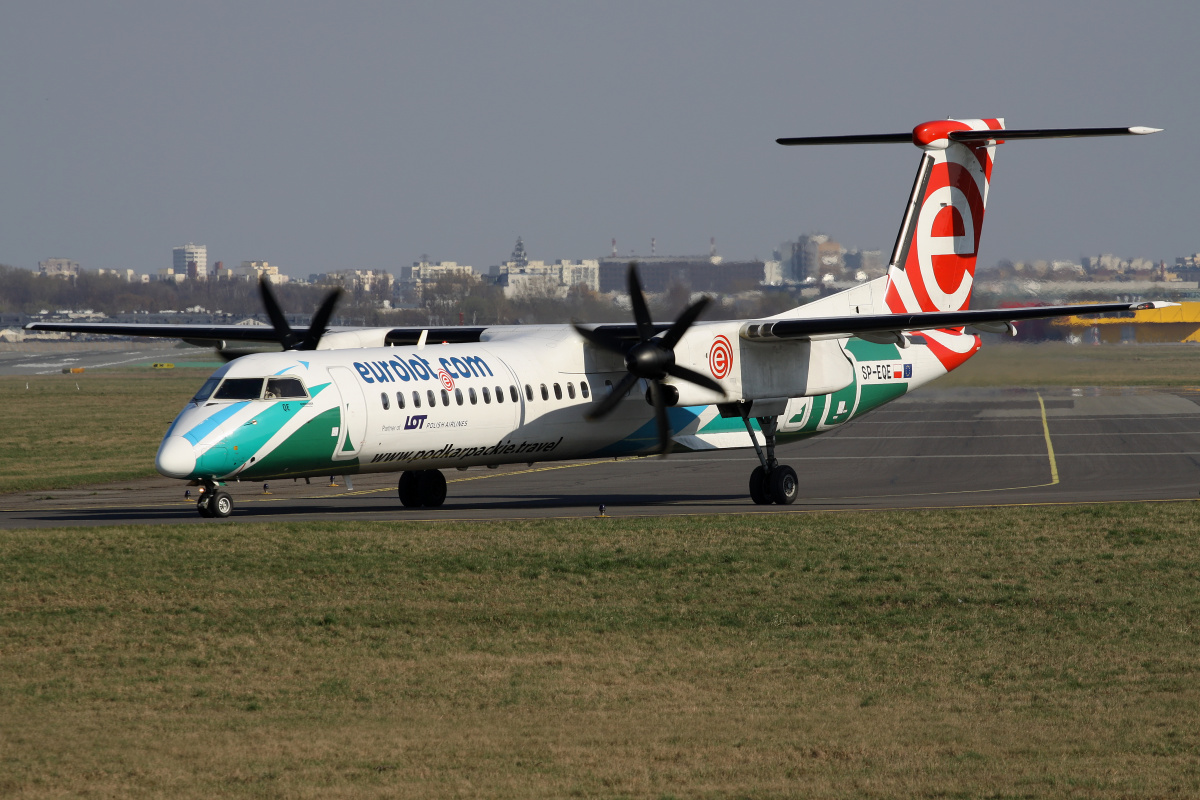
<box><xmin>183</xmin><ymin>402</ymin><xmax>248</xmax><ymax>445</ymax></box>
<box><xmin>586</xmin><ymin>406</ymin><xmax>702</xmax><ymax>457</ymax></box>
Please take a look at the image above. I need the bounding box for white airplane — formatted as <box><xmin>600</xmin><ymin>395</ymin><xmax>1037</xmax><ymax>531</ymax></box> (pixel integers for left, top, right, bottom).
<box><xmin>29</xmin><ymin>118</ymin><xmax>1166</xmax><ymax>518</ymax></box>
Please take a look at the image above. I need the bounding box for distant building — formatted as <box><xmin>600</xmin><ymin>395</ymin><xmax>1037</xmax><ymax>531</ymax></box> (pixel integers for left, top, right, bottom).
<box><xmin>38</xmin><ymin>258</ymin><xmax>80</xmax><ymax>278</ymax></box>
<box><xmin>95</xmin><ymin>268</ymin><xmax>143</xmax><ymax>282</ymax></box>
<box><xmin>597</xmin><ymin>256</ymin><xmax>765</xmax><ymax>294</ymax></box>
<box><xmin>777</xmin><ymin>234</ymin><xmax>844</xmax><ymax>282</ymax></box>
<box><xmin>231</xmin><ymin>260</ymin><xmax>288</xmax><ymax>283</ymax></box>
<box><xmin>155</xmin><ymin>268</ymin><xmax>187</xmax><ymax>284</ymax></box>
<box><xmin>485</xmin><ymin>240</ymin><xmax>599</xmax><ymax>297</ymax></box>
<box><xmin>172</xmin><ymin>243</ymin><xmax>208</xmax><ymax>280</ymax></box>
<box><xmin>843</xmin><ymin>248</ymin><xmax>885</xmax><ymax>279</ymax></box>
<box><xmin>398</xmin><ymin>260</ymin><xmax>476</xmax><ymax>292</ymax></box>
<box><xmin>313</xmin><ymin>269</ymin><xmax>394</xmax><ymax>292</ymax></box>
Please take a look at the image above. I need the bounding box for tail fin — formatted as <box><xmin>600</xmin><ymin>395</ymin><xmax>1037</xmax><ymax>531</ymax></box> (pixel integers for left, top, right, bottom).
<box><xmin>882</xmin><ymin>118</ymin><xmax>1002</xmax><ymax>314</ymax></box>
<box><xmin>777</xmin><ymin>119</ymin><xmax>1161</xmax><ymax>315</ymax></box>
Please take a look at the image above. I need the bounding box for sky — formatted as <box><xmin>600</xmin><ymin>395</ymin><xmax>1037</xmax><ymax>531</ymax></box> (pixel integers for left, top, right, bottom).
<box><xmin>1</xmin><ymin>1</ymin><xmax>1196</xmax><ymax>280</ymax></box>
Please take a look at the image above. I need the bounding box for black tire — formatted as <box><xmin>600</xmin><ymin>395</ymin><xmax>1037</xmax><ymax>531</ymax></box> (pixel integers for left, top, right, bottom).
<box><xmin>398</xmin><ymin>471</ymin><xmax>421</xmax><ymax>507</ymax></box>
<box><xmin>749</xmin><ymin>466</ymin><xmax>771</xmax><ymax>505</ymax></box>
<box><xmin>769</xmin><ymin>465</ymin><xmax>798</xmax><ymax>505</ymax></box>
<box><xmin>211</xmin><ymin>491</ymin><xmax>234</xmax><ymax>518</ymax></box>
<box><xmin>197</xmin><ymin>495</ymin><xmax>214</xmax><ymax>518</ymax></box>
<box><xmin>417</xmin><ymin>469</ymin><xmax>447</xmax><ymax>507</ymax></box>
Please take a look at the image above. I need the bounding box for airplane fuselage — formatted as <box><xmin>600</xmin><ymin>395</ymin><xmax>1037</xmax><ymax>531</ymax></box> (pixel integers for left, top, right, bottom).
<box><xmin>155</xmin><ymin>320</ymin><xmax>967</xmax><ymax>484</ymax></box>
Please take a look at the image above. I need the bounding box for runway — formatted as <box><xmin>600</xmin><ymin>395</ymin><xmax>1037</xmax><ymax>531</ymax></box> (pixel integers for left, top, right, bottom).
<box><xmin>4</xmin><ymin>385</ymin><xmax>1200</xmax><ymax>528</ymax></box>
<box><xmin>0</xmin><ymin>344</ymin><xmax>219</xmax><ymax>376</ymax></box>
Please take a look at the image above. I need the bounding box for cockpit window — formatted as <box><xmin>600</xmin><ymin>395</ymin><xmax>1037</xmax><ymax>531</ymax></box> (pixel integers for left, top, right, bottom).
<box><xmin>213</xmin><ymin>378</ymin><xmax>266</xmax><ymax>400</ymax></box>
<box><xmin>192</xmin><ymin>377</ymin><xmax>221</xmax><ymax>403</ymax></box>
<box><xmin>265</xmin><ymin>377</ymin><xmax>308</xmax><ymax>399</ymax></box>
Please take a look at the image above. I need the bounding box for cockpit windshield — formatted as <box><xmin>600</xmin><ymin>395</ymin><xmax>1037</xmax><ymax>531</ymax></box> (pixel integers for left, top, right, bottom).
<box><xmin>191</xmin><ymin>377</ymin><xmax>221</xmax><ymax>403</ymax></box>
<box><xmin>213</xmin><ymin>378</ymin><xmax>266</xmax><ymax>401</ymax></box>
<box><xmin>265</xmin><ymin>377</ymin><xmax>308</xmax><ymax>399</ymax></box>
<box><xmin>201</xmin><ymin>375</ymin><xmax>311</xmax><ymax>402</ymax></box>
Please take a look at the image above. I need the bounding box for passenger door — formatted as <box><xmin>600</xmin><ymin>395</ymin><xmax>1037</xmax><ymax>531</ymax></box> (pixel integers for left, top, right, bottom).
<box><xmin>328</xmin><ymin>366</ymin><xmax>366</xmax><ymax>460</ymax></box>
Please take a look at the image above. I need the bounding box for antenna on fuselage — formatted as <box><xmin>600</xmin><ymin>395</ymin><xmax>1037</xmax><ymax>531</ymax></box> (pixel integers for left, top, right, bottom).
<box><xmin>416</xmin><ymin>329</ymin><xmax>429</xmax><ymax>350</ymax></box>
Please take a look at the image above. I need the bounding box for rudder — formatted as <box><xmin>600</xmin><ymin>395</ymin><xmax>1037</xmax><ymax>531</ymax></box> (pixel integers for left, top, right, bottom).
<box><xmin>882</xmin><ymin>118</ymin><xmax>1003</xmax><ymax>315</ymax></box>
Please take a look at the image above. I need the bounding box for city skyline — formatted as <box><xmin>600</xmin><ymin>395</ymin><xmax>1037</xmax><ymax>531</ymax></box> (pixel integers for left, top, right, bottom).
<box><xmin>1</xmin><ymin>3</ymin><xmax>1195</xmax><ymax>280</ymax></box>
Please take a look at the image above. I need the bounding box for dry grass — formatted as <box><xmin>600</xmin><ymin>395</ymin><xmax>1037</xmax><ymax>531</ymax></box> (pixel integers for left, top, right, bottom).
<box><xmin>0</xmin><ymin>370</ymin><xmax>209</xmax><ymax>493</ymax></box>
<box><xmin>938</xmin><ymin>341</ymin><xmax>1200</xmax><ymax>387</ymax></box>
<box><xmin>2</xmin><ymin>505</ymin><xmax>1199</xmax><ymax>797</ymax></box>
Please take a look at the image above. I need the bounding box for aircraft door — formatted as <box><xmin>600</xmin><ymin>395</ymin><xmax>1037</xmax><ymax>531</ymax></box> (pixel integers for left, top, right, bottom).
<box><xmin>327</xmin><ymin>366</ymin><xmax>366</xmax><ymax>460</ymax></box>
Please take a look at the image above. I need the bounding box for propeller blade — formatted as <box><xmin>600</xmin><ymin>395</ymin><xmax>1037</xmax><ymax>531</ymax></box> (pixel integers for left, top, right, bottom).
<box><xmin>665</xmin><ymin>363</ymin><xmax>726</xmax><ymax>395</ymax></box>
<box><xmin>302</xmin><ymin>288</ymin><xmax>343</xmax><ymax>350</ymax></box>
<box><xmin>258</xmin><ymin>277</ymin><xmax>294</xmax><ymax>346</ymax></box>
<box><xmin>647</xmin><ymin>379</ymin><xmax>673</xmax><ymax>456</ymax></box>
<box><xmin>659</xmin><ymin>296</ymin><xmax>710</xmax><ymax>350</ymax></box>
<box><xmin>627</xmin><ymin>264</ymin><xmax>655</xmax><ymax>342</ymax></box>
<box><xmin>572</xmin><ymin>322</ymin><xmax>627</xmax><ymax>355</ymax></box>
<box><xmin>585</xmin><ymin>372</ymin><xmax>639</xmax><ymax>421</ymax></box>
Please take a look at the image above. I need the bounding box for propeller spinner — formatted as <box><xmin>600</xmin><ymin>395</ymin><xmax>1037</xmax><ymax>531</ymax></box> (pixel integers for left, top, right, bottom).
<box><xmin>573</xmin><ymin>264</ymin><xmax>724</xmax><ymax>455</ymax></box>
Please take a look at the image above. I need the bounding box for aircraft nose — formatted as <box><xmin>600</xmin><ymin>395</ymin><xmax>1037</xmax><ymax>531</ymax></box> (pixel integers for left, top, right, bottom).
<box><xmin>156</xmin><ymin>436</ymin><xmax>196</xmax><ymax>479</ymax></box>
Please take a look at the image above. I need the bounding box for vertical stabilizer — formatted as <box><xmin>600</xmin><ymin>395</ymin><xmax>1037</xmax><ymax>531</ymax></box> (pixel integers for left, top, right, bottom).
<box><xmin>882</xmin><ymin>118</ymin><xmax>1002</xmax><ymax>315</ymax></box>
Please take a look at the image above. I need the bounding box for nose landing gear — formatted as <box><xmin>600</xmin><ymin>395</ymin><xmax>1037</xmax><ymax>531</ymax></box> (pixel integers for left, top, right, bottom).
<box><xmin>195</xmin><ymin>482</ymin><xmax>234</xmax><ymax>518</ymax></box>
<box><xmin>742</xmin><ymin>411</ymin><xmax>798</xmax><ymax>505</ymax></box>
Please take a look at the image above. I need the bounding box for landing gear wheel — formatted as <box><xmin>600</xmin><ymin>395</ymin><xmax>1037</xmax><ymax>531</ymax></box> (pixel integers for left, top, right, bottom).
<box><xmin>211</xmin><ymin>491</ymin><xmax>234</xmax><ymax>518</ymax></box>
<box><xmin>197</xmin><ymin>494</ymin><xmax>215</xmax><ymax>517</ymax></box>
<box><xmin>768</xmin><ymin>465</ymin><xmax>798</xmax><ymax>505</ymax></box>
<box><xmin>749</xmin><ymin>466</ymin><xmax>771</xmax><ymax>505</ymax></box>
<box><xmin>417</xmin><ymin>470</ymin><xmax>447</xmax><ymax>507</ymax></box>
<box><xmin>398</xmin><ymin>471</ymin><xmax>421</xmax><ymax>507</ymax></box>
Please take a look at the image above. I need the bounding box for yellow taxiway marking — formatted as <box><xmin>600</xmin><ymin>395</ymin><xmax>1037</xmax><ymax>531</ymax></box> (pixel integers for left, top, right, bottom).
<box><xmin>1038</xmin><ymin>392</ymin><xmax>1060</xmax><ymax>485</ymax></box>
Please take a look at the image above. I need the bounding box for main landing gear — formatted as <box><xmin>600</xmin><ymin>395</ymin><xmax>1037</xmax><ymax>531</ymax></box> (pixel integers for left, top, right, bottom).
<box><xmin>398</xmin><ymin>469</ymin><xmax>447</xmax><ymax>508</ymax></box>
<box><xmin>742</xmin><ymin>412</ymin><xmax>798</xmax><ymax>506</ymax></box>
<box><xmin>195</xmin><ymin>481</ymin><xmax>233</xmax><ymax>518</ymax></box>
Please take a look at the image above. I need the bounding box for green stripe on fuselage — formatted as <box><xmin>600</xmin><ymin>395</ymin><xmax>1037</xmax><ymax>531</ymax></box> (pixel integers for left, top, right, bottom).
<box><xmin>239</xmin><ymin>406</ymin><xmax>349</xmax><ymax>479</ymax></box>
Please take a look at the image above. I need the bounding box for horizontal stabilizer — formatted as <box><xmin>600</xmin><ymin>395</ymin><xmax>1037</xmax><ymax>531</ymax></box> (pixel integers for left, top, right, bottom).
<box><xmin>776</xmin><ymin>132</ymin><xmax>911</xmax><ymax>146</ymax></box>
<box><xmin>778</xmin><ymin>125</ymin><xmax>1161</xmax><ymax>147</ymax></box>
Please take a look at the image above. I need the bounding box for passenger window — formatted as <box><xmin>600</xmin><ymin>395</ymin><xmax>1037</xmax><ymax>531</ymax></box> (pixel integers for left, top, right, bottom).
<box><xmin>266</xmin><ymin>377</ymin><xmax>308</xmax><ymax>399</ymax></box>
<box><xmin>567</xmin><ymin>382</ymin><xmax>576</xmax><ymax>399</ymax></box>
<box><xmin>473</xmin><ymin>387</ymin><xmax>481</xmax><ymax>404</ymax></box>
<box><xmin>413</xmin><ymin>391</ymin><xmax>422</xmax><ymax>408</ymax></box>
<box><xmin>525</xmin><ymin>384</ymin><xmax>534</xmax><ymax>401</ymax></box>
<box><xmin>380</xmin><ymin>392</ymin><xmax>390</xmax><ymax>410</ymax></box>
<box><xmin>604</xmin><ymin>380</ymin><xmax>613</xmax><ymax>395</ymax></box>
<box><xmin>396</xmin><ymin>392</ymin><xmax>405</xmax><ymax>409</ymax></box>
<box><xmin>455</xmin><ymin>388</ymin><xmax>463</xmax><ymax>405</ymax></box>
<box><xmin>214</xmin><ymin>378</ymin><xmax>264</xmax><ymax>400</ymax></box>
<box><xmin>428</xmin><ymin>389</ymin><xmax>437</xmax><ymax>407</ymax></box>
<box><xmin>553</xmin><ymin>383</ymin><xmax>562</xmax><ymax>400</ymax></box>
<box><xmin>540</xmin><ymin>384</ymin><xmax>549</xmax><ymax>401</ymax></box>
<box><xmin>441</xmin><ymin>389</ymin><xmax>450</xmax><ymax>406</ymax></box>
<box><xmin>482</xmin><ymin>387</ymin><xmax>491</xmax><ymax>404</ymax></box>
<box><xmin>511</xmin><ymin>385</ymin><xmax>520</xmax><ymax>403</ymax></box>
<box><xmin>581</xmin><ymin>381</ymin><xmax>590</xmax><ymax>399</ymax></box>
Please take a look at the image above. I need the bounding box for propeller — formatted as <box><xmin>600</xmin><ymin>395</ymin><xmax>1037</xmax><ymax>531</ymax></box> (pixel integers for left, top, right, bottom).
<box><xmin>259</xmin><ymin>277</ymin><xmax>342</xmax><ymax>351</ymax></box>
<box><xmin>573</xmin><ymin>264</ymin><xmax>724</xmax><ymax>455</ymax></box>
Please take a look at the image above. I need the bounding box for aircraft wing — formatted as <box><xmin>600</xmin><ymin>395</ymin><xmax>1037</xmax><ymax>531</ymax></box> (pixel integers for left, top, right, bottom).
<box><xmin>22</xmin><ymin>321</ymin><xmax>491</xmax><ymax>348</ymax></box>
<box><xmin>740</xmin><ymin>301</ymin><xmax>1176</xmax><ymax>342</ymax></box>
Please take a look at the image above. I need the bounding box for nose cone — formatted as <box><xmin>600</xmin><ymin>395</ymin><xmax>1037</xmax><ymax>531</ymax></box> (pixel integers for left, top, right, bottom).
<box><xmin>156</xmin><ymin>436</ymin><xmax>196</xmax><ymax>479</ymax></box>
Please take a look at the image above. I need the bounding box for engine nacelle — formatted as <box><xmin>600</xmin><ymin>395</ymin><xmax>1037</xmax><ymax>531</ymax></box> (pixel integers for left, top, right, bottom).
<box><xmin>317</xmin><ymin>328</ymin><xmax>393</xmax><ymax>350</ymax></box>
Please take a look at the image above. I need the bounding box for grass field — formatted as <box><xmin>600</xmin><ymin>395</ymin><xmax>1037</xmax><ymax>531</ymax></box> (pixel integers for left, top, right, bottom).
<box><xmin>937</xmin><ymin>341</ymin><xmax>1200</xmax><ymax>388</ymax></box>
<box><xmin>0</xmin><ymin>369</ymin><xmax>209</xmax><ymax>493</ymax></box>
<box><xmin>2</xmin><ymin>505</ymin><xmax>1199</xmax><ymax>798</ymax></box>
<box><xmin>2</xmin><ymin>343</ymin><xmax>1199</xmax><ymax>495</ymax></box>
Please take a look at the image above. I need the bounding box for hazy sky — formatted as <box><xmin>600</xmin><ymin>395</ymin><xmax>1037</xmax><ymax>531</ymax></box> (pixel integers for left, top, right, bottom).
<box><xmin>1</xmin><ymin>1</ymin><xmax>1195</xmax><ymax>279</ymax></box>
